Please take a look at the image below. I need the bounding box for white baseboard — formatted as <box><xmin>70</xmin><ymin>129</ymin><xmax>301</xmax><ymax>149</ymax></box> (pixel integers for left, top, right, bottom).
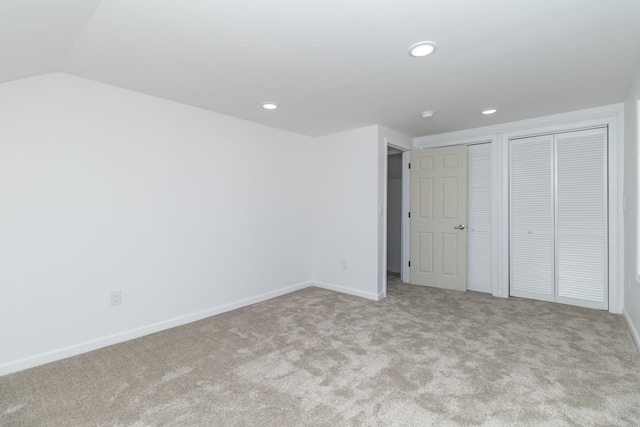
<box><xmin>313</xmin><ymin>281</ymin><xmax>382</xmax><ymax>301</ymax></box>
<box><xmin>623</xmin><ymin>309</ymin><xmax>640</xmax><ymax>354</ymax></box>
<box><xmin>0</xmin><ymin>281</ymin><xmax>313</xmax><ymax>377</ymax></box>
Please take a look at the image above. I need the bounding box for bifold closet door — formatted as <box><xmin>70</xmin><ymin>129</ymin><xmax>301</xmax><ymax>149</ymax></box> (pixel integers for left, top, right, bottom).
<box><xmin>510</xmin><ymin>135</ymin><xmax>555</xmax><ymax>302</ymax></box>
<box><xmin>509</xmin><ymin>128</ymin><xmax>608</xmax><ymax>309</ymax></box>
<box><xmin>467</xmin><ymin>143</ymin><xmax>493</xmax><ymax>294</ymax></box>
<box><xmin>555</xmin><ymin>128</ymin><xmax>608</xmax><ymax>309</ymax></box>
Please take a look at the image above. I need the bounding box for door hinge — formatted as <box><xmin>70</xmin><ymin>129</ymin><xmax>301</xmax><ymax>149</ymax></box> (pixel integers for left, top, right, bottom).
<box><xmin>408</xmin><ymin>162</ymin><xmax>411</xmax><ymax>169</ymax></box>
<box><xmin>408</xmin><ymin>261</ymin><xmax>411</xmax><ymax>267</ymax></box>
<box><xmin>408</xmin><ymin>212</ymin><xmax>411</xmax><ymax>218</ymax></box>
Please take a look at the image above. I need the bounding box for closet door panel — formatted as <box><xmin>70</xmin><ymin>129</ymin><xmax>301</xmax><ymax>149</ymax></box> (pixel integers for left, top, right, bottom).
<box><xmin>467</xmin><ymin>143</ymin><xmax>493</xmax><ymax>293</ymax></box>
<box><xmin>509</xmin><ymin>135</ymin><xmax>554</xmax><ymax>301</ymax></box>
<box><xmin>555</xmin><ymin>128</ymin><xmax>608</xmax><ymax>309</ymax></box>
<box><xmin>556</xmin><ymin>235</ymin><xmax>606</xmax><ymax>306</ymax></box>
<box><xmin>511</xmin><ymin>232</ymin><xmax>555</xmax><ymax>301</ymax></box>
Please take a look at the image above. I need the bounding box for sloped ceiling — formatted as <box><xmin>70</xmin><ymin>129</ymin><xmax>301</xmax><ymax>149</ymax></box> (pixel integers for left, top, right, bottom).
<box><xmin>0</xmin><ymin>1</ymin><xmax>101</xmax><ymax>82</ymax></box>
<box><xmin>3</xmin><ymin>0</ymin><xmax>640</xmax><ymax>137</ymax></box>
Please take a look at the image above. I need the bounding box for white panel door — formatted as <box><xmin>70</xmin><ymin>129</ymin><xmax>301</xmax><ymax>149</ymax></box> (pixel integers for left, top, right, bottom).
<box><xmin>510</xmin><ymin>135</ymin><xmax>555</xmax><ymax>302</ymax></box>
<box><xmin>467</xmin><ymin>143</ymin><xmax>493</xmax><ymax>294</ymax></box>
<box><xmin>555</xmin><ymin>128</ymin><xmax>608</xmax><ymax>309</ymax></box>
<box><xmin>410</xmin><ymin>146</ymin><xmax>467</xmax><ymax>291</ymax></box>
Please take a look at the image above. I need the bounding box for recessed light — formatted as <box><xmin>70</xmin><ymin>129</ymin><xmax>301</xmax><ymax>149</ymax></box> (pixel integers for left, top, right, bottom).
<box><xmin>421</xmin><ymin>111</ymin><xmax>435</xmax><ymax>118</ymax></box>
<box><xmin>482</xmin><ymin>108</ymin><xmax>497</xmax><ymax>115</ymax></box>
<box><xmin>262</xmin><ymin>102</ymin><xmax>278</xmax><ymax>110</ymax></box>
<box><xmin>409</xmin><ymin>41</ymin><xmax>438</xmax><ymax>57</ymax></box>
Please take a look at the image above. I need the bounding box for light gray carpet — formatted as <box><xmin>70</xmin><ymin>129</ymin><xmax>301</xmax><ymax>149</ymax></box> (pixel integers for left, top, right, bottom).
<box><xmin>2</xmin><ymin>276</ymin><xmax>640</xmax><ymax>426</ymax></box>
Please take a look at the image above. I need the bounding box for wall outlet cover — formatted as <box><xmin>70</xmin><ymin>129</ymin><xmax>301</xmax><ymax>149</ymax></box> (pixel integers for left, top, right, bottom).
<box><xmin>110</xmin><ymin>290</ymin><xmax>122</xmax><ymax>306</ymax></box>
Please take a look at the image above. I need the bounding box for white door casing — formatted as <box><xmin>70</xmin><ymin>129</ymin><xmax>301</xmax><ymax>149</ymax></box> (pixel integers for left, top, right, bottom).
<box><xmin>410</xmin><ymin>146</ymin><xmax>467</xmax><ymax>291</ymax></box>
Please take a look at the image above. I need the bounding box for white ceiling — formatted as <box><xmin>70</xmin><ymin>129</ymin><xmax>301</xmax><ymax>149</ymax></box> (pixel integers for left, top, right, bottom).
<box><xmin>3</xmin><ymin>0</ymin><xmax>640</xmax><ymax>137</ymax></box>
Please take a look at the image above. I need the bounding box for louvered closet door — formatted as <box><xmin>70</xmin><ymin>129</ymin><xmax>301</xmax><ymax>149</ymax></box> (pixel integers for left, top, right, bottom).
<box><xmin>555</xmin><ymin>128</ymin><xmax>608</xmax><ymax>309</ymax></box>
<box><xmin>467</xmin><ymin>143</ymin><xmax>493</xmax><ymax>293</ymax></box>
<box><xmin>510</xmin><ymin>135</ymin><xmax>555</xmax><ymax>302</ymax></box>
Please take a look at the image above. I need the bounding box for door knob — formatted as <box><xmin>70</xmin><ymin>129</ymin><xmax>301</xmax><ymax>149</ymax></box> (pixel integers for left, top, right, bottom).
<box><xmin>454</xmin><ymin>224</ymin><xmax>465</xmax><ymax>230</ymax></box>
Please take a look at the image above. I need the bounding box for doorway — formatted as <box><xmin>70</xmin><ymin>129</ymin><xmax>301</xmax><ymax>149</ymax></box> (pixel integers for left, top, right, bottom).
<box><xmin>387</xmin><ymin>152</ymin><xmax>403</xmax><ymax>277</ymax></box>
<box><xmin>384</xmin><ymin>143</ymin><xmax>410</xmax><ymax>296</ymax></box>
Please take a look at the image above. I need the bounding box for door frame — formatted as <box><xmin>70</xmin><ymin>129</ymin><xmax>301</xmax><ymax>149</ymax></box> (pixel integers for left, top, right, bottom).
<box><xmin>383</xmin><ymin>139</ymin><xmax>410</xmax><ymax>298</ymax></box>
<box><xmin>401</xmin><ymin>150</ymin><xmax>411</xmax><ymax>283</ymax></box>
<box><xmin>415</xmin><ymin>107</ymin><xmax>623</xmax><ymax>314</ymax></box>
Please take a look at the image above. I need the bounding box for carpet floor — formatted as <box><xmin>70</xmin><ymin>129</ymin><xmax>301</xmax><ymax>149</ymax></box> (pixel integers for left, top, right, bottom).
<box><xmin>2</xmin><ymin>276</ymin><xmax>640</xmax><ymax>426</ymax></box>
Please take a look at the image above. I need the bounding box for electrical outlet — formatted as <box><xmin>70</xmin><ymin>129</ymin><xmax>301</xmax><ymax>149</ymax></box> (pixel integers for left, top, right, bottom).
<box><xmin>110</xmin><ymin>290</ymin><xmax>122</xmax><ymax>306</ymax></box>
<box><xmin>341</xmin><ymin>260</ymin><xmax>348</xmax><ymax>270</ymax></box>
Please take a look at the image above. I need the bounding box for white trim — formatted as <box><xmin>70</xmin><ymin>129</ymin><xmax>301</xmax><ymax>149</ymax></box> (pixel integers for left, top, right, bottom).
<box><xmin>636</xmin><ymin>97</ymin><xmax>640</xmax><ymax>285</ymax></box>
<box><xmin>490</xmin><ymin>138</ymin><xmax>500</xmax><ymax>297</ymax></box>
<box><xmin>610</xmin><ymin>114</ymin><xmax>623</xmax><ymax>313</ymax></box>
<box><xmin>624</xmin><ymin>309</ymin><xmax>640</xmax><ymax>354</ymax></box>
<box><xmin>382</xmin><ymin>141</ymin><xmax>388</xmax><ymax>299</ymax></box>
<box><xmin>402</xmin><ymin>150</ymin><xmax>411</xmax><ymax>283</ymax></box>
<box><xmin>415</xmin><ymin>134</ymin><xmax>497</xmax><ymax>150</ymax></box>
<box><xmin>0</xmin><ymin>281</ymin><xmax>313</xmax><ymax>377</ymax></box>
<box><xmin>313</xmin><ymin>281</ymin><xmax>382</xmax><ymax>301</ymax></box>
<box><xmin>496</xmin><ymin>133</ymin><xmax>510</xmax><ymax>298</ymax></box>
<box><xmin>500</xmin><ymin>117</ymin><xmax>617</xmax><ymax>140</ymax></box>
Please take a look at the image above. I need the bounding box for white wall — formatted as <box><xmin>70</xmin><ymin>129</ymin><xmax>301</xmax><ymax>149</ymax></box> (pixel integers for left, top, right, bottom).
<box><xmin>0</xmin><ymin>73</ymin><xmax>315</xmax><ymax>375</ymax></box>
<box><xmin>312</xmin><ymin>125</ymin><xmax>411</xmax><ymax>300</ymax></box>
<box><xmin>624</xmin><ymin>66</ymin><xmax>640</xmax><ymax>350</ymax></box>
<box><xmin>312</xmin><ymin>126</ymin><xmax>381</xmax><ymax>300</ymax></box>
<box><xmin>7</xmin><ymin>71</ymin><xmax>630</xmax><ymax>379</ymax></box>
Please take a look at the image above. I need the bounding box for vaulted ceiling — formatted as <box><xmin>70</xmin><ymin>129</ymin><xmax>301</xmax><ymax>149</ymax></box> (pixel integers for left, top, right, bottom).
<box><xmin>2</xmin><ymin>0</ymin><xmax>640</xmax><ymax>137</ymax></box>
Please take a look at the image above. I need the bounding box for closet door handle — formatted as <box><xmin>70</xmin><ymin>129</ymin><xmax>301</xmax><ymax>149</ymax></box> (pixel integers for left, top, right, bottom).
<box><xmin>454</xmin><ymin>224</ymin><xmax>465</xmax><ymax>230</ymax></box>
